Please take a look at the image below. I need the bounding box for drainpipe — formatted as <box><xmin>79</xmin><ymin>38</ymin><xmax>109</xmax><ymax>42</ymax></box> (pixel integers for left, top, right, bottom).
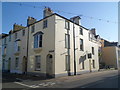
<box><xmin>67</xmin><ymin>27</ymin><xmax>71</xmax><ymax>76</ymax></box>
<box><xmin>73</xmin><ymin>19</ymin><xmax>76</xmax><ymax>75</ymax></box>
<box><xmin>26</xmin><ymin>25</ymin><xmax>30</xmax><ymax>74</ymax></box>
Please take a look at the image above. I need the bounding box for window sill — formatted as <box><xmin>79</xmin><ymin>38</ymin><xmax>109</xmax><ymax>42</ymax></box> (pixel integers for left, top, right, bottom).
<box><xmin>80</xmin><ymin>50</ymin><xmax>84</xmax><ymax>51</ymax></box>
<box><xmin>33</xmin><ymin>48</ymin><xmax>42</xmax><ymax>53</ymax></box>
<box><xmin>35</xmin><ymin>69</ymin><xmax>41</xmax><ymax>71</ymax></box>
<box><xmin>14</xmin><ymin>51</ymin><xmax>20</xmax><ymax>55</ymax></box>
<box><xmin>2</xmin><ymin>54</ymin><xmax>6</xmax><ymax>57</ymax></box>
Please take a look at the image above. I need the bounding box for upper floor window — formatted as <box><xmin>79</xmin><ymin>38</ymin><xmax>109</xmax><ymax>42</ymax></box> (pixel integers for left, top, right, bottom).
<box><xmin>9</xmin><ymin>35</ymin><xmax>11</xmax><ymax>41</ymax></box>
<box><xmin>43</xmin><ymin>20</ymin><xmax>48</xmax><ymax>29</ymax></box>
<box><xmin>2</xmin><ymin>45</ymin><xmax>7</xmax><ymax>55</ymax></box>
<box><xmin>65</xmin><ymin>34</ymin><xmax>70</xmax><ymax>49</ymax></box>
<box><xmin>22</xmin><ymin>30</ymin><xmax>25</xmax><ymax>36</ymax></box>
<box><xmin>92</xmin><ymin>47</ymin><xmax>94</xmax><ymax>55</ymax></box>
<box><xmin>65</xmin><ymin>20</ymin><xmax>70</xmax><ymax>30</ymax></box>
<box><xmin>4</xmin><ymin>38</ymin><xmax>6</xmax><ymax>44</ymax></box>
<box><xmin>35</xmin><ymin>55</ymin><xmax>41</xmax><ymax>71</ymax></box>
<box><xmin>15</xmin><ymin>33</ymin><xmax>17</xmax><ymax>39</ymax></box>
<box><xmin>34</xmin><ymin>32</ymin><xmax>43</xmax><ymax>48</ymax></box>
<box><xmin>80</xmin><ymin>28</ymin><xmax>83</xmax><ymax>35</ymax></box>
<box><xmin>80</xmin><ymin>38</ymin><xmax>84</xmax><ymax>51</ymax></box>
<box><xmin>31</xmin><ymin>25</ymin><xmax>35</xmax><ymax>33</ymax></box>
<box><xmin>14</xmin><ymin>39</ymin><xmax>21</xmax><ymax>52</ymax></box>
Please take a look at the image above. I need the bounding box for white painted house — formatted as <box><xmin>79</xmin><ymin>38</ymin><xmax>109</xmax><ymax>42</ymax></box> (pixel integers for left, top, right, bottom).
<box><xmin>1</xmin><ymin>8</ymin><xmax>101</xmax><ymax>78</ymax></box>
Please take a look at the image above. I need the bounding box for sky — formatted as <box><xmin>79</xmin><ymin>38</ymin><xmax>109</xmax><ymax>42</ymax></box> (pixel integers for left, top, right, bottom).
<box><xmin>2</xmin><ymin>2</ymin><xmax>118</xmax><ymax>42</ymax></box>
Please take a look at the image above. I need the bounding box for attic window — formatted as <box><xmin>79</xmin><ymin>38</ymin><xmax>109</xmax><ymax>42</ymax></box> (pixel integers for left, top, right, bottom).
<box><xmin>65</xmin><ymin>20</ymin><xmax>70</xmax><ymax>30</ymax></box>
<box><xmin>31</xmin><ymin>25</ymin><xmax>35</xmax><ymax>33</ymax></box>
<box><xmin>43</xmin><ymin>20</ymin><xmax>48</xmax><ymax>29</ymax></box>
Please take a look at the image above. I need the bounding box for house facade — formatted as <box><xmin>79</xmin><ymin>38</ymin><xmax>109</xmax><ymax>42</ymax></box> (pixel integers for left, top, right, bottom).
<box><xmin>101</xmin><ymin>39</ymin><xmax>120</xmax><ymax>69</ymax></box>
<box><xmin>1</xmin><ymin>8</ymin><xmax>101</xmax><ymax>78</ymax></box>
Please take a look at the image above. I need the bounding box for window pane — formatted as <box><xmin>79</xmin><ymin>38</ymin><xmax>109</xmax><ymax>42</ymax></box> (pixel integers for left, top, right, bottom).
<box><xmin>15</xmin><ymin>57</ymin><xmax>19</xmax><ymax>68</ymax></box>
<box><xmin>65</xmin><ymin>34</ymin><xmax>70</xmax><ymax>48</ymax></box>
<box><xmin>93</xmin><ymin>60</ymin><xmax>95</xmax><ymax>68</ymax></box>
<box><xmin>43</xmin><ymin>20</ymin><xmax>47</xmax><ymax>28</ymax></box>
<box><xmin>92</xmin><ymin>47</ymin><xmax>94</xmax><ymax>55</ymax></box>
<box><xmin>31</xmin><ymin>25</ymin><xmax>35</xmax><ymax>33</ymax></box>
<box><xmin>65</xmin><ymin>55</ymin><xmax>70</xmax><ymax>71</ymax></box>
<box><xmin>34</xmin><ymin>35</ymin><xmax>38</xmax><ymax>48</ymax></box>
<box><xmin>65</xmin><ymin>21</ymin><xmax>70</xmax><ymax>30</ymax></box>
<box><xmin>80</xmin><ymin>39</ymin><xmax>84</xmax><ymax>51</ymax></box>
<box><xmin>35</xmin><ymin>56</ymin><xmax>41</xmax><ymax>70</ymax></box>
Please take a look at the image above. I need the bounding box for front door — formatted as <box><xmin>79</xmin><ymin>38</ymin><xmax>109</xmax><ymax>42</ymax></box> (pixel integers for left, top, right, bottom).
<box><xmin>22</xmin><ymin>56</ymin><xmax>27</xmax><ymax>74</ymax></box>
<box><xmin>8</xmin><ymin>58</ymin><xmax>11</xmax><ymax>72</ymax></box>
<box><xmin>89</xmin><ymin>60</ymin><xmax>92</xmax><ymax>72</ymax></box>
<box><xmin>46</xmin><ymin>54</ymin><xmax>53</xmax><ymax>78</ymax></box>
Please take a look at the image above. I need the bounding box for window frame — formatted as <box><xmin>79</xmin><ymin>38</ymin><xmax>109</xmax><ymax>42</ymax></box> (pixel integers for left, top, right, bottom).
<box><xmin>15</xmin><ymin>33</ymin><xmax>17</xmax><ymax>39</ymax></box>
<box><xmin>65</xmin><ymin>55</ymin><xmax>70</xmax><ymax>71</ymax></box>
<box><xmin>35</xmin><ymin>55</ymin><xmax>41</xmax><ymax>71</ymax></box>
<box><xmin>92</xmin><ymin>47</ymin><xmax>94</xmax><ymax>55</ymax></box>
<box><xmin>82</xmin><ymin>61</ymin><xmax>85</xmax><ymax>69</ymax></box>
<box><xmin>31</xmin><ymin>25</ymin><xmax>35</xmax><ymax>33</ymax></box>
<box><xmin>80</xmin><ymin>28</ymin><xmax>83</xmax><ymax>35</ymax></box>
<box><xmin>15</xmin><ymin>57</ymin><xmax>19</xmax><ymax>68</ymax></box>
<box><xmin>34</xmin><ymin>32</ymin><xmax>43</xmax><ymax>48</ymax></box>
<box><xmin>43</xmin><ymin>20</ymin><xmax>48</xmax><ymax>29</ymax></box>
<box><xmin>65</xmin><ymin>34</ymin><xmax>70</xmax><ymax>49</ymax></box>
<box><xmin>9</xmin><ymin>35</ymin><xmax>11</xmax><ymax>41</ymax></box>
<box><xmin>65</xmin><ymin>20</ymin><xmax>70</xmax><ymax>30</ymax></box>
<box><xmin>80</xmin><ymin>38</ymin><xmax>84</xmax><ymax>51</ymax></box>
<box><xmin>93</xmin><ymin>60</ymin><xmax>95</xmax><ymax>68</ymax></box>
<box><xmin>22</xmin><ymin>30</ymin><xmax>25</xmax><ymax>36</ymax></box>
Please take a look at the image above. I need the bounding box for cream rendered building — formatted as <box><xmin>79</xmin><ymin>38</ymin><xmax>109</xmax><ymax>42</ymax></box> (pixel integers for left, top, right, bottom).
<box><xmin>1</xmin><ymin>8</ymin><xmax>101</xmax><ymax>78</ymax></box>
<box><xmin>102</xmin><ymin>46</ymin><xmax>120</xmax><ymax>69</ymax></box>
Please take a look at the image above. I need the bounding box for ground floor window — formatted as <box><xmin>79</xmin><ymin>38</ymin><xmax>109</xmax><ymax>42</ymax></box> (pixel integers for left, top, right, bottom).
<box><xmin>35</xmin><ymin>55</ymin><xmax>41</xmax><ymax>71</ymax></box>
<box><xmin>65</xmin><ymin>55</ymin><xmax>70</xmax><ymax>71</ymax></box>
<box><xmin>93</xmin><ymin>60</ymin><xmax>95</xmax><ymax>68</ymax></box>
<box><xmin>15</xmin><ymin>57</ymin><xmax>19</xmax><ymax>68</ymax></box>
<box><xmin>2</xmin><ymin>59</ymin><xmax>5</xmax><ymax>69</ymax></box>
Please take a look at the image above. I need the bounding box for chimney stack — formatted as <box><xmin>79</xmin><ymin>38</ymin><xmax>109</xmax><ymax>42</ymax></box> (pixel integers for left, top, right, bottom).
<box><xmin>90</xmin><ymin>28</ymin><xmax>96</xmax><ymax>35</ymax></box>
<box><xmin>27</xmin><ymin>16</ymin><xmax>36</xmax><ymax>26</ymax></box>
<box><xmin>70</xmin><ymin>16</ymin><xmax>81</xmax><ymax>25</ymax></box>
<box><xmin>43</xmin><ymin>7</ymin><xmax>53</xmax><ymax>18</ymax></box>
<box><xmin>13</xmin><ymin>23</ymin><xmax>25</xmax><ymax>33</ymax></box>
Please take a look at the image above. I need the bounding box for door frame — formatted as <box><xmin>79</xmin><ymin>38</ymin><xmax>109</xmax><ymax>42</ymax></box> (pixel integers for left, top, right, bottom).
<box><xmin>46</xmin><ymin>54</ymin><xmax>54</xmax><ymax>78</ymax></box>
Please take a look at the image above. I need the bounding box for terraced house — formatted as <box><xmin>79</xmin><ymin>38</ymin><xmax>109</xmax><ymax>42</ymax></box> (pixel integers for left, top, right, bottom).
<box><xmin>1</xmin><ymin>8</ymin><xmax>101</xmax><ymax>78</ymax></box>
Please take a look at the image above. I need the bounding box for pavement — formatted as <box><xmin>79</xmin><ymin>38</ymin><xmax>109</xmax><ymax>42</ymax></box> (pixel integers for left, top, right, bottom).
<box><xmin>2</xmin><ymin>69</ymin><xmax>119</xmax><ymax>89</ymax></box>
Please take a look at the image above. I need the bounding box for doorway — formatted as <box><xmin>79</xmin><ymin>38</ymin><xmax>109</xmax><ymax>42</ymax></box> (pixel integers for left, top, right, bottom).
<box><xmin>89</xmin><ymin>59</ymin><xmax>92</xmax><ymax>72</ymax></box>
<box><xmin>8</xmin><ymin>58</ymin><xmax>11</xmax><ymax>72</ymax></box>
<box><xmin>46</xmin><ymin>54</ymin><xmax>54</xmax><ymax>78</ymax></box>
<box><xmin>22</xmin><ymin>56</ymin><xmax>27</xmax><ymax>74</ymax></box>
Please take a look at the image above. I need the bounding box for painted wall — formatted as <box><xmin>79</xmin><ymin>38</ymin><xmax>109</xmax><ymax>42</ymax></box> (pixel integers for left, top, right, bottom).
<box><xmin>102</xmin><ymin>46</ymin><xmax>118</xmax><ymax>68</ymax></box>
<box><xmin>27</xmin><ymin>15</ymin><xmax>55</xmax><ymax>76</ymax></box>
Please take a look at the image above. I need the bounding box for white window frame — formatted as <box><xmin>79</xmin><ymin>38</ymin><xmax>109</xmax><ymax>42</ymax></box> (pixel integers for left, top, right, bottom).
<box><xmin>65</xmin><ymin>34</ymin><xmax>70</xmax><ymax>49</ymax></box>
<box><xmin>43</xmin><ymin>20</ymin><xmax>48</xmax><ymax>29</ymax></box>
<box><xmin>80</xmin><ymin>38</ymin><xmax>84</xmax><ymax>51</ymax></box>
<box><xmin>65</xmin><ymin>20</ymin><xmax>70</xmax><ymax>30</ymax></box>
<box><xmin>34</xmin><ymin>34</ymin><xmax>42</xmax><ymax>48</ymax></box>
<box><xmin>35</xmin><ymin>55</ymin><xmax>41</xmax><ymax>71</ymax></box>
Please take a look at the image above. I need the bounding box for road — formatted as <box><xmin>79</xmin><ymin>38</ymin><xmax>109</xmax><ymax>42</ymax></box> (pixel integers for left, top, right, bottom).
<box><xmin>2</xmin><ymin>70</ymin><xmax>119</xmax><ymax>89</ymax></box>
